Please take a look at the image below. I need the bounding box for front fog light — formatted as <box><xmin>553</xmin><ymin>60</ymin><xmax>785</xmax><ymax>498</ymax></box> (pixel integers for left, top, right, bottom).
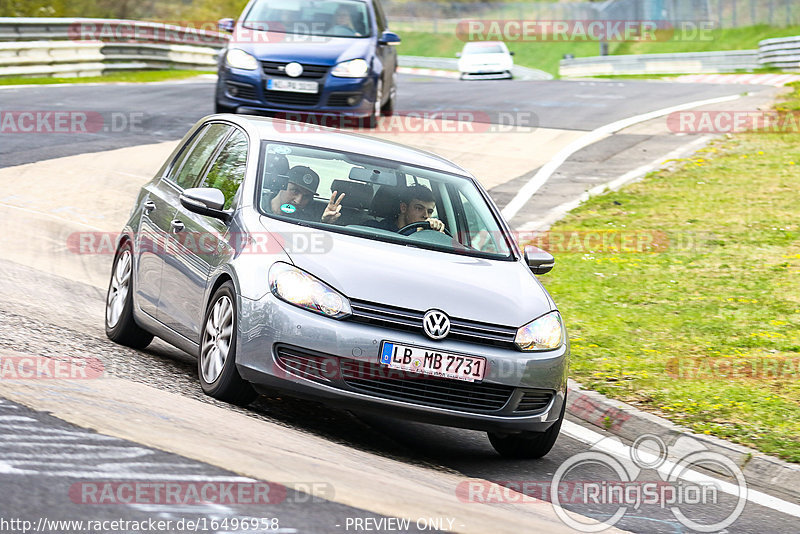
<box><xmin>514</xmin><ymin>312</ymin><xmax>564</xmax><ymax>351</ymax></box>
<box><xmin>269</xmin><ymin>263</ymin><xmax>351</xmax><ymax>319</ymax></box>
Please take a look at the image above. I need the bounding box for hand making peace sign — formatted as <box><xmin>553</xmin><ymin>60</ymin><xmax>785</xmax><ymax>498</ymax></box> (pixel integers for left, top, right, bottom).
<box><xmin>321</xmin><ymin>191</ymin><xmax>346</xmax><ymax>223</ymax></box>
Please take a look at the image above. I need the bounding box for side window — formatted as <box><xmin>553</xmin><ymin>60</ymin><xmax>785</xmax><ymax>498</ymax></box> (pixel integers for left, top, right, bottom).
<box><xmin>170</xmin><ymin>124</ymin><xmax>231</xmax><ymax>189</ymax></box>
<box><xmin>202</xmin><ymin>129</ymin><xmax>249</xmax><ymax>210</ymax></box>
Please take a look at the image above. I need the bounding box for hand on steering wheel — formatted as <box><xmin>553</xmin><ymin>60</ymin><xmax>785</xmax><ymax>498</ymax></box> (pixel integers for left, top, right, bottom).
<box><xmin>398</xmin><ymin>220</ymin><xmax>452</xmax><ymax>237</ymax></box>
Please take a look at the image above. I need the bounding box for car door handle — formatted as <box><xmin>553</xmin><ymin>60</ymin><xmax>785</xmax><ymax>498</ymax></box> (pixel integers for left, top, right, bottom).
<box><xmin>143</xmin><ymin>201</ymin><xmax>156</xmax><ymax>213</ymax></box>
<box><xmin>170</xmin><ymin>220</ymin><xmax>185</xmax><ymax>233</ymax></box>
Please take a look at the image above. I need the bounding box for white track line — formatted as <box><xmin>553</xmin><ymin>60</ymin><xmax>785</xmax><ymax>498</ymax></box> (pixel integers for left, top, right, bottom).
<box><xmin>516</xmin><ymin>134</ymin><xmax>713</xmax><ymax>232</ymax></box>
<box><xmin>500</xmin><ymin>93</ymin><xmax>742</xmax><ymax>222</ymax></box>
<box><xmin>561</xmin><ymin>421</ymin><xmax>800</xmax><ymax>518</ymax></box>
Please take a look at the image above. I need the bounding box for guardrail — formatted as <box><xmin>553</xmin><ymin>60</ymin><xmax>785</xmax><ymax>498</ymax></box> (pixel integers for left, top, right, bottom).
<box><xmin>0</xmin><ymin>17</ymin><xmax>228</xmax><ymax>46</ymax></box>
<box><xmin>0</xmin><ymin>40</ymin><xmax>219</xmax><ymax>77</ymax></box>
<box><xmin>559</xmin><ymin>50</ymin><xmax>760</xmax><ymax>77</ymax></box>
<box><xmin>758</xmin><ymin>36</ymin><xmax>800</xmax><ymax>71</ymax></box>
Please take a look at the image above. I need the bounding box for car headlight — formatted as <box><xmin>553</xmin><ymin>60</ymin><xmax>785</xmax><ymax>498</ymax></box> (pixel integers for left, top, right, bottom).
<box><xmin>514</xmin><ymin>311</ymin><xmax>564</xmax><ymax>351</ymax></box>
<box><xmin>226</xmin><ymin>48</ymin><xmax>259</xmax><ymax>70</ymax></box>
<box><xmin>269</xmin><ymin>263</ymin><xmax>351</xmax><ymax>319</ymax></box>
<box><xmin>331</xmin><ymin>58</ymin><xmax>369</xmax><ymax>78</ymax></box>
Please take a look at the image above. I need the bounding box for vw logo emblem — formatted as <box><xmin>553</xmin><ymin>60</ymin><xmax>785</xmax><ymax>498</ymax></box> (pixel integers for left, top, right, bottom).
<box><xmin>285</xmin><ymin>62</ymin><xmax>303</xmax><ymax>78</ymax></box>
<box><xmin>423</xmin><ymin>309</ymin><xmax>450</xmax><ymax>340</ymax></box>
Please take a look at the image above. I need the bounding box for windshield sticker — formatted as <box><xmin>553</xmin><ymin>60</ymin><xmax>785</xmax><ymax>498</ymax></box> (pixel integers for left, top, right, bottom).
<box><xmin>280</xmin><ymin>203</ymin><xmax>297</xmax><ymax>214</ymax></box>
<box><xmin>269</xmin><ymin>145</ymin><xmax>292</xmax><ymax>155</ymax></box>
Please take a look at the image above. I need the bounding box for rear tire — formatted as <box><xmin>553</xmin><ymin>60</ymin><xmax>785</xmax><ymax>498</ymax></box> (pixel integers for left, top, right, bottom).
<box><xmin>198</xmin><ymin>281</ymin><xmax>257</xmax><ymax>406</ymax></box>
<box><xmin>488</xmin><ymin>394</ymin><xmax>566</xmax><ymax>459</ymax></box>
<box><xmin>105</xmin><ymin>241</ymin><xmax>153</xmax><ymax>349</ymax></box>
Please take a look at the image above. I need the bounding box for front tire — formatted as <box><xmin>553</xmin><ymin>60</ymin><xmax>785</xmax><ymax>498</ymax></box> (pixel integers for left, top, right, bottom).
<box><xmin>381</xmin><ymin>72</ymin><xmax>396</xmax><ymax>116</ymax></box>
<box><xmin>215</xmin><ymin>101</ymin><xmax>237</xmax><ymax>114</ymax></box>
<box><xmin>488</xmin><ymin>394</ymin><xmax>566</xmax><ymax>459</ymax></box>
<box><xmin>198</xmin><ymin>282</ymin><xmax>257</xmax><ymax>406</ymax></box>
<box><xmin>365</xmin><ymin>79</ymin><xmax>383</xmax><ymax>129</ymax></box>
<box><xmin>105</xmin><ymin>241</ymin><xmax>153</xmax><ymax>349</ymax></box>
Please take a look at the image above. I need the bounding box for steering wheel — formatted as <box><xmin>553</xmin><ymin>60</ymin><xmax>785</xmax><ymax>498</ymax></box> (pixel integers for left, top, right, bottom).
<box><xmin>398</xmin><ymin>221</ymin><xmax>452</xmax><ymax>237</ymax></box>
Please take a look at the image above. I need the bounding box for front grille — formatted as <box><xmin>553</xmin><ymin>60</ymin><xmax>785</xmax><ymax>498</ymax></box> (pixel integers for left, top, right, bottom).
<box><xmin>328</xmin><ymin>92</ymin><xmax>361</xmax><ymax>107</ymax></box>
<box><xmin>514</xmin><ymin>390</ymin><xmax>554</xmax><ymax>413</ymax></box>
<box><xmin>225</xmin><ymin>81</ymin><xmax>258</xmax><ymax>101</ymax></box>
<box><xmin>340</xmin><ymin>359</ymin><xmax>515</xmax><ymax>412</ymax></box>
<box><xmin>262</xmin><ymin>61</ymin><xmax>329</xmax><ymax>79</ymax></box>
<box><xmin>274</xmin><ymin>345</ymin><xmax>337</xmax><ymax>383</ymax></box>
<box><xmin>264</xmin><ymin>90</ymin><xmax>320</xmax><ymax>107</ymax></box>
<box><xmin>349</xmin><ymin>299</ymin><xmax>518</xmax><ymax>349</ymax></box>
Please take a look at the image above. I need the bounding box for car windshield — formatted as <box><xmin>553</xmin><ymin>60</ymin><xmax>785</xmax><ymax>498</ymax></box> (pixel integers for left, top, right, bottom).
<box><xmin>243</xmin><ymin>0</ymin><xmax>372</xmax><ymax>38</ymax></box>
<box><xmin>463</xmin><ymin>43</ymin><xmax>505</xmax><ymax>55</ymax></box>
<box><xmin>257</xmin><ymin>142</ymin><xmax>514</xmax><ymax>260</ymax></box>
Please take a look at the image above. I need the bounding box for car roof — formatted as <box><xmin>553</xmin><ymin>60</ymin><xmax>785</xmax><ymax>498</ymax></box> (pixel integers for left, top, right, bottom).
<box><xmin>219</xmin><ymin>114</ymin><xmax>474</xmax><ymax>177</ymax></box>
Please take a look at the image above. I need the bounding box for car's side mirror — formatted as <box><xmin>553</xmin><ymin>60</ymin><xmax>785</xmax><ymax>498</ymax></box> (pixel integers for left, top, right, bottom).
<box><xmin>509</xmin><ymin>51</ymin><xmax>515</xmax><ymax>56</ymax></box>
<box><xmin>379</xmin><ymin>31</ymin><xmax>401</xmax><ymax>45</ymax></box>
<box><xmin>218</xmin><ymin>18</ymin><xmax>235</xmax><ymax>33</ymax></box>
<box><xmin>455</xmin><ymin>52</ymin><xmax>462</xmax><ymax>58</ymax></box>
<box><xmin>180</xmin><ymin>187</ymin><xmax>232</xmax><ymax>222</ymax></box>
<box><xmin>524</xmin><ymin>245</ymin><xmax>554</xmax><ymax>275</ymax></box>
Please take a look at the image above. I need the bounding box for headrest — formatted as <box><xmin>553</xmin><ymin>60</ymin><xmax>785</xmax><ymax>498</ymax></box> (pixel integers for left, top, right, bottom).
<box><xmin>331</xmin><ymin>180</ymin><xmax>373</xmax><ymax>210</ymax></box>
<box><xmin>370</xmin><ymin>185</ymin><xmax>403</xmax><ymax>218</ymax></box>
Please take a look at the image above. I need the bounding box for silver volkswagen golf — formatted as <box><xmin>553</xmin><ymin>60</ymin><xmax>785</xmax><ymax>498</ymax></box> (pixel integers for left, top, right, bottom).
<box><xmin>106</xmin><ymin>114</ymin><xmax>569</xmax><ymax>458</ymax></box>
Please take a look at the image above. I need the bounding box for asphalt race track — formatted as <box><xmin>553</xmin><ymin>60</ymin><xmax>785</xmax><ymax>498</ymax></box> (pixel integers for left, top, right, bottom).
<box><xmin>0</xmin><ymin>73</ymin><xmax>797</xmax><ymax>533</ymax></box>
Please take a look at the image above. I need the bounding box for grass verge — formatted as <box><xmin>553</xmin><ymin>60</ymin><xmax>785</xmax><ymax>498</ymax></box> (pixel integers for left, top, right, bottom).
<box><xmin>0</xmin><ymin>70</ymin><xmax>214</xmax><ymax>86</ymax></box>
<box><xmin>538</xmin><ymin>82</ymin><xmax>800</xmax><ymax>462</ymax></box>
<box><xmin>397</xmin><ymin>24</ymin><xmax>800</xmax><ymax>78</ymax></box>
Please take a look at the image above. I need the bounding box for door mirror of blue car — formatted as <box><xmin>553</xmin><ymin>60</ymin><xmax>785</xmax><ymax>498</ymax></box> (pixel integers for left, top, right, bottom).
<box><xmin>180</xmin><ymin>188</ymin><xmax>232</xmax><ymax>222</ymax></box>
<box><xmin>218</xmin><ymin>18</ymin><xmax>235</xmax><ymax>33</ymax></box>
<box><xmin>378</xmin><ymin>31</ymin><xmax>401</xmax><ymax>45</ymax></box>
<box><xmin>524</xmin><ymin>245</ymin><xmax>555</xmax><ymax>275</ymax></box>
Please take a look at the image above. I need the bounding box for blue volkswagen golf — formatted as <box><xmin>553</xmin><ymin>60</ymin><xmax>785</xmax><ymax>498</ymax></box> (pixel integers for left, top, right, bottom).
<box><xmin>215</xmin><ymin>0</ymin><xmax>400</xmax><ymax>127</ymax></box>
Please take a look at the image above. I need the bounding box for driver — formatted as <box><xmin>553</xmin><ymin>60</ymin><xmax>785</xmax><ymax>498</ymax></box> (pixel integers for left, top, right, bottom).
<box><xmin>365</xmin><ymin>184</ymin><xmax>446</xmax><ymax>233</ymax></box>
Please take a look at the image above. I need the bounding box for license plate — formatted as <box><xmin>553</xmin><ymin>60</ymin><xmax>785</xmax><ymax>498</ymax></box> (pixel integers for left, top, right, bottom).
<box><xmin>379</xmin><ymin>341</ymin><xmax>486</xmax><ymax>383</ymax></box>
<box><xmin>267</xmin><ymin>79</ymin><xmax>318</xmax><ymax>93</ymax></box>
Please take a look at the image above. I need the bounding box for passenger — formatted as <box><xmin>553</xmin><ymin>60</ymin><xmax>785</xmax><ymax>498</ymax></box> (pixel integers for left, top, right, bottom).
<box><xmin>267</xmin><ymin>165</ymin><xmax>345</xmax><ymax>223</ymax></box>
<box><xmin>365</xmin><ymin>184</ymin><xmax>445</xmax><ymax>233</ymax></box>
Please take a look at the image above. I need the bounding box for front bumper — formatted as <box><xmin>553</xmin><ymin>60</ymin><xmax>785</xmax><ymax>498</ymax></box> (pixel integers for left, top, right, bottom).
<box><xmin>236</xmin><ymin>293</ymin><xmax>569</xmax><ymax>433</ymax></box>
<box><xmin>217</xmin><ymin>66</ymin><xmax>376</xmax><ymax>118</ymax></box>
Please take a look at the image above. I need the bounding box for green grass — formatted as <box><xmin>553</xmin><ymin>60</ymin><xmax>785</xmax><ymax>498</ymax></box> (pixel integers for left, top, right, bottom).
<box><xmin>397</xmin><ymin>24</ymin><xmax>800</xmax><ymax>77</ymax></box>
<box><xmin>536</xmin><ymin>82</ymin><xmax>800</xmax><ymax>462</ymax></box>
<box><xmin>0</xmin><ymin>70</ymin><xmax>214</xmax><ymax>85</ymax></box>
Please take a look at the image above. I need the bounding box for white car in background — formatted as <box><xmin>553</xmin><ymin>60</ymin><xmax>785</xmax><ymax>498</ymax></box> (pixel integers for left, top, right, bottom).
<box><xmin>457</xmin><ymin>41</ymin><xmax>514</xmax><ymax>80</ymax></box>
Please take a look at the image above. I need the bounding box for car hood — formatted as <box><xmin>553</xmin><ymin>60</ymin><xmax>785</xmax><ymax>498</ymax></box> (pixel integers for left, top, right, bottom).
<box><xmin>231</xmin><ymin>27</ymin><xmax>372</xmax><ymax>65</ymax></box>
<box><xmin>261</xmin><ymin>217</ymin><xmax>554</xmax><ymax>327</ymax></box>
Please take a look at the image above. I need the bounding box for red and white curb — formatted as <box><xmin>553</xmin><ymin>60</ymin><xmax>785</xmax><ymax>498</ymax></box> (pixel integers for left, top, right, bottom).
<box><xmin>397</xmin><ymin>66</ymin><xmax>460</xmax><ymax>79</ymax></box>
<box><xmin>669</xmin><ymin>73</ymin><xmax>800</xmax><ymax>86</ymax></box>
